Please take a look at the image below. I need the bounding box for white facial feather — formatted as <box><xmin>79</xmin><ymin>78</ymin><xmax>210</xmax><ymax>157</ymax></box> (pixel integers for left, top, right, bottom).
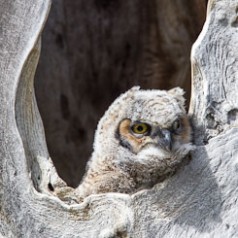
<box><xmin>137</xmin><ymin>145</ymin><xmax>172</xmax><ymax>163</ymax></box>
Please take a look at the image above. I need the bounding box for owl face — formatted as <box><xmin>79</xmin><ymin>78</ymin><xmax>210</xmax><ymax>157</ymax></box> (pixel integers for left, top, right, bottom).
<box><xmin>118</xmin><ymin>115</ymin><xmax>190</xmax><ymax>156</ymax></box>
<box><xmin>94</xmin><ymin>86</ymin><xmax>192</xmax><ymax>168</ymax></box>
<box><xmin>113</xmin><ymin>88</ymin><xmax>191</xmax><ymax>161</ymax></box>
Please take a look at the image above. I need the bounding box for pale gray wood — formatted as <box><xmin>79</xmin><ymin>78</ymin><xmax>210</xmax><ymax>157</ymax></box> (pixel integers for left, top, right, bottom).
<box><xmin>0</xmin><ymin>0</ymin><xmax>238</xmax><ymax>237</ymax></box>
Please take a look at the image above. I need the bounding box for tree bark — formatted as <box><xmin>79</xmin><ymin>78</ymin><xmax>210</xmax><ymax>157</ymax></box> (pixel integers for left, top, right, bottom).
<box><xmin>1</xmin><ymin>0</ymin><xmax>238</xmax><ymax>237</ymax></box>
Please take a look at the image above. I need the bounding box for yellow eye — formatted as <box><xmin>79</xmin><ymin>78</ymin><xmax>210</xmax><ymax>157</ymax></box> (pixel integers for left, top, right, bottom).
<box><xmin>131</xmin><ymin>123</ymin><xmax>149</xmax><ymax>134</ymax></box>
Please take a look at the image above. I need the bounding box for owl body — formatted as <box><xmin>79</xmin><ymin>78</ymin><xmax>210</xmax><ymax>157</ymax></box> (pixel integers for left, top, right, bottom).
<box><xmin>77</xmin><ymin>87</ymin><xmax>193</xmax><ymax>198</ymax></box>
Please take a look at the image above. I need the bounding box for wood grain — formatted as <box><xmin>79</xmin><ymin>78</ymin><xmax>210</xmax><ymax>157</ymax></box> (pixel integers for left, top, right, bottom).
<box><xmin>1</xmin><ymin>0</ymin><xmax>238</xmax><ymax>237</ymax></box>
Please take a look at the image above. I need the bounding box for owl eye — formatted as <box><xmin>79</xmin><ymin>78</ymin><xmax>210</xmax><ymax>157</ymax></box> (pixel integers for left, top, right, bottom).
<box><xmin>172</xmin><ymin>119</ymin><xmax>181</xmax><ymax>131</ymax></box>
<box><xmin>131</xmin><ymin>123</ymin><xmax>149</xmax><ymax>134</ymax></box>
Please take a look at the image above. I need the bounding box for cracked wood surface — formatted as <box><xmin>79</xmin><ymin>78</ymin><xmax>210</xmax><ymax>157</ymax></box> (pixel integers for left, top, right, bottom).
<box><xmin>0</xmin><ymin>0</ymin><xmax>238</xmax><ymax>237</ymax></box>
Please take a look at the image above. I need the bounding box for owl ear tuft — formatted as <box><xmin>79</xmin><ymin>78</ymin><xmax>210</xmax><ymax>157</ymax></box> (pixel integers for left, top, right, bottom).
<box><xmin>123</xmin><ymin>86</ymin><xmax>140</xmax><ymax>99</ymax></box>
<box><xmin>129</xmin><ymin>86</ymin><xmax>140</xmax><ymax>92</ymax></box>
<box><xmin>168</xmin><ymin>87</ymin><xmax>185</xmax><ymax>106</ymax></box>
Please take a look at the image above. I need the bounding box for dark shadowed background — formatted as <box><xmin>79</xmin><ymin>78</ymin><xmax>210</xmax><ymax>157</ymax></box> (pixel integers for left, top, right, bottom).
<box><xmin>35</xmin><ymin>0</ymin><xmax>207</xmax><ymax>187</ymax></box>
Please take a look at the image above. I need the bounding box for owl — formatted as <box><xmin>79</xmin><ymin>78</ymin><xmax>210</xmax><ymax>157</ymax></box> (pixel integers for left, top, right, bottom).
<box><xmin>76</xmin><ymin>86</ymin><xmax>193</xmax><ymax>199</ymax></box>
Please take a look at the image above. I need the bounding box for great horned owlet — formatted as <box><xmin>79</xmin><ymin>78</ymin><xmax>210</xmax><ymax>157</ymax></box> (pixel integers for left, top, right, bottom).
<box><xmin>76</xmin><ymin>87</ymin><xmax>193</xmax><ymax>199</ymax></box>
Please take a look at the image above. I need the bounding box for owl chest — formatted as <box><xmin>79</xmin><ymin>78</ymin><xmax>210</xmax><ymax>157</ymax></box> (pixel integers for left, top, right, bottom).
<box><xmin>122</xmin><ymin>162</ymin><xmax>165</xmax><ymax>190</ymax></box>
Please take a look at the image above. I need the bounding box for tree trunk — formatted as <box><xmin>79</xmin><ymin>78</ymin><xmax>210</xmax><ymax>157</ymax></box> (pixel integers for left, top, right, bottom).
<box><xmin>1</xmin><ymin>0</ymin><xmax>238</xmax><ymax>237</ymax></box>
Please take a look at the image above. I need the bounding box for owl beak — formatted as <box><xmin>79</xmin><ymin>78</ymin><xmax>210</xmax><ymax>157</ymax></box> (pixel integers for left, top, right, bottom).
<box><xmin>156</xmin><ymin>129</ymin><xmax>172</xmax><ymax>151</ymax></box>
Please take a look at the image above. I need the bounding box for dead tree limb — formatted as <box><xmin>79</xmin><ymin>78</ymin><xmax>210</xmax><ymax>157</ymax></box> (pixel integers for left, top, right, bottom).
<box><xmin>0</xmin><ymin>0</ymin><xmax>238</xmax><ymax>237</ymax></box>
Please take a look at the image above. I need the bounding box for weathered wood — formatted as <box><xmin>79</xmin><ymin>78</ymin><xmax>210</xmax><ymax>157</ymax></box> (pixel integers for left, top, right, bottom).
<box><xmin>190</xmin><ymin>0</ymin><xmax>238</xmax><ymax>144</ymax></box>
<box><xmin>0</xmin><ymin>0</ymin><xmax>238</xmax><ymax>237</ymax></box>
<box><xmin>34</xmin><ymin>0</ymin><xmax>207</xmax><ymax>186</ymax></box>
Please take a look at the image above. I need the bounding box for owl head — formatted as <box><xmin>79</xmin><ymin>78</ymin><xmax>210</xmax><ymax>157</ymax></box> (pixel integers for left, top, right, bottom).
<box><xmin>91</xmin><ymin>87</ymin><xmax>193</xmax><ymax>185</ymax></box>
